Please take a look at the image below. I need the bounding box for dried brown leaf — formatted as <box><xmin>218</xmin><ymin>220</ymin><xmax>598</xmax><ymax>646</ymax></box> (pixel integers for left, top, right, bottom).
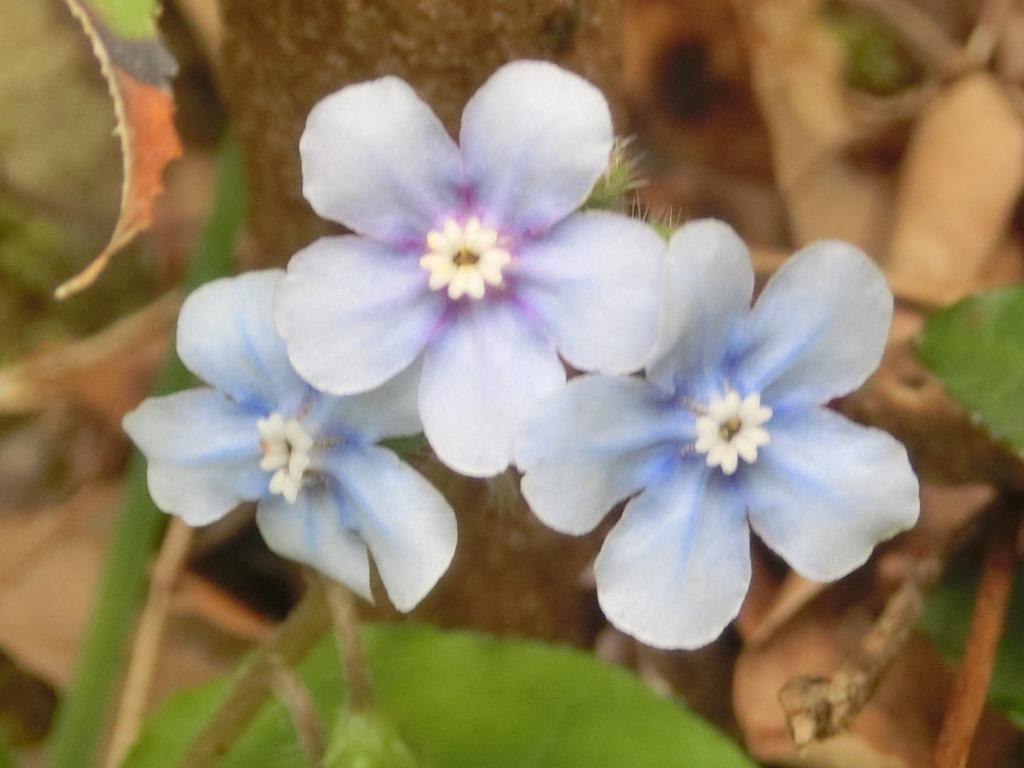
<box><xmin>885</xmin><ymin>73</ymin><xmax>1024</xmax><ymax>305</ymax></box>
<box><xmin>736</xmin><ymin>0</ymin><xmax>893</xmax><ymax>251</ymax></box>
<box><xmin>733</xmin><ymin>581</ymin><xmax>1018</xmax><ymax>768</ymax></box>
<box><xmin>0</xmin><ymin>484</ymin><xmax>121</xmax><ymax>685</ymax></box>
<box><xmin>0</xmin><ymin>294</ymin><xmax>176</xmax><ymax>427</ymax></box>
<box><xmin>55</xmin><ymin>0</ymin><xmax>182</xmax><ymax>299</ymax></box>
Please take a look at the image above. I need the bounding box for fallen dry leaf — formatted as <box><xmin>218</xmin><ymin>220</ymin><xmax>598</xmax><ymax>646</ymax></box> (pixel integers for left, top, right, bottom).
<box><xmin>733</xmin><ymin>579</ymin><xmax>1019</xmax><ymax>768</ymax></box>
<box><xmin>0</xmin><ymin>481</ymin><xmax>255</xmax><ymax>711</ymax></box>
<box><xmin>735</xmin><ymin>0</ymin><xmax>894</xmax><ymax>252</ymax></box>
<box><xmin>0</xmin><ymin>484</ymin><xmax>121</xmax><ymax>685</ymax></box>
<box><xmin>885</xmin><ymin>73</ymin><xmax>1024</xmax><ymax>306</ymax></box>
<box><xmin>55</xmin><ymin>0</ymin><xmax>182</xmax><ymax>299</ymax></box>
<box><xmin>0</xmin><ymin>293</ymin><xmax>176</xmax><ymax>428</ymax></box>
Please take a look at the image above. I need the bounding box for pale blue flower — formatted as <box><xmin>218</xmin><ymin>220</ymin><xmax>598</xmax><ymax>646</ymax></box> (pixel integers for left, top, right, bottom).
<box><xmin>515</xmin><ymin>220</ymin><xmax>920</xmax><ymax>649</ymax></box>
<box><xmin>123</xmin><ymin>270</ymin><xmax>457</xmax><ymax>612</ymax></box>
<box><xmin>275</xmin><ymin>61</ymin><xmax>664</xmax><ymax>478</ymax></box>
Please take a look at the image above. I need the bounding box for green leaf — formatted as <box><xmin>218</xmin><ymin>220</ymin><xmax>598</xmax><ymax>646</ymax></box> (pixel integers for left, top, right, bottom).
<box><xmin>89</xmin><ymin>0</ymin><xmax>159</xmax><ymax>39</ymax></box>
<box><xmin>917</xmin><ymin>285</ymin><xmax>1024</xmax><ymax>452</ymax></box>
<box><xmin>123</xmin><ymin>625</ymin><xmax>755</xmax><ymax>768</ymax></box>
<box><xmin>919</xmin><ymin>563</ymin><xmax>1024</xmax><ymax>728</ymax></box>
<box><xmin>324</xmin><ymin>711</ymin><xmax>420</xmax><ymax>768</ymax></box>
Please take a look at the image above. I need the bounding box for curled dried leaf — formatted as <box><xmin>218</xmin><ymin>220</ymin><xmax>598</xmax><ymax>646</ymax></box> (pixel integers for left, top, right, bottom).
<box><xmin>55</xmin><ymin>0</ymin><xmax>181</xmax><ymax>299</ymax></box>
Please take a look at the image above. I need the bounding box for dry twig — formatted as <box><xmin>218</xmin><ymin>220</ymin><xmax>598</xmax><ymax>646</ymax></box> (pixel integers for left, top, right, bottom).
<box><xmin>321</xmin><ymin>577</ymin><xmax>373</xmax><ymax>712</ymax></box>
<box><xmin>778</xmin><ymin>558</ymin><xmax>941</xmax><ymax>746</ymax></box>
<box><xmin>176</xmin><ymin>579</ymin><xmax>330</xmax><ymax>768</ymax></box>
<box><xmin>933</xmin><ymin>504</ymin><xmax>1021</xmax><ymax>768</ymax></box>
<box><xmin>268</xmin><ymin>653</ymin><xmax>324</xmax><ymax>767</ymax></box>
<box><xmin>106</xmin><ymin>518</ymin><xmax>194</xmax><ymax>767</ymax></box>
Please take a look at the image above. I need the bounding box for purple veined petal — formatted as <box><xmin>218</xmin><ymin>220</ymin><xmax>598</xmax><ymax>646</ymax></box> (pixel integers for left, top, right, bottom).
<box><xmin>256</xmin><ymin>487</ymin><xmax>373</xmax><ymax>602</ymax></box>
<box><xmin>646</xmin><ymin>219</ymin><xmax>753</xmax><ymax>399</ymax></box>
<box><xmin>514</xmin><ymin>212</ymin><xmax>663</xmax><ymax>375</ymax></box>
<box><xmin>459</xmin><ymin>61</ymin><xmax>613</xmax><ymax>235</ymax></box>
<box><xmin>744</xmin><ymin>406</ymin><xmax>919</xmax><ymax>582</ymax></box>
<box><xmin>301</xmin><ymin>76</ymin><xmax>463</xmax><ymax>243</ymax></box>
<box><xmin>594</xmin><ymin>457</ymin><xmax>751</xmax><ymax>650</ymax></box>
<box><xmin>732</xmin><ymin>240</ymin><xmax>893</xmax><ymax>408</ymax></box>
<box><xmin>516</xmin><ymin>374</ymin><xmax>689</xmax><ymax>535</ymax></box>
<box><xmin>321</xmin><ymin>445</ymin><xmax>457</xmax><ymax>613</ymax></box>
<box><xmin>304</xmin><ymin>358</ymin><xmax>423</xmax><ymax>444</ymax></box>
<box><xmin>177</xmin><ymin>270</ymin><xmax>306</xmax><ymax>412</ymax></box>
<box><xmin>419</xmin><ymin>298</ymin><xmax>566</xmax><ymax>477</ymax></box>
<box><xmin>276</xmin><ymin>235</ymin><xmax>445</xmax><ymax>396</ymax></box>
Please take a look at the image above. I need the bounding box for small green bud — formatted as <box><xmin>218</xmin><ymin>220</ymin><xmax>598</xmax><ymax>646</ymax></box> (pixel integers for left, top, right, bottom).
<box><xmin>324</xmin><ymin>710</ymin><xmax>420</xmax><ymax>768</ymax></box>
<box><xmin>584</xmin><ymin>138</ymin><xmax>643</xmax><ymax>212</ymax></box>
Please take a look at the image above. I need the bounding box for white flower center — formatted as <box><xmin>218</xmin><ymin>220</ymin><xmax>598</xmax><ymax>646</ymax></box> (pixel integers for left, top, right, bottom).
<box><xmin>419</xmin><ymin>216</ymin><xmax>511</xmax><ymax>300</ymax></box>
<box><xmin>693</xmin><ymin>390</ymin><xmax>772</xmax><ymax>476</ymax></box>
<box><xmin>257</xmin><ymin>412</ymin><xmax>314</xmax><ymax>504</ymax></box>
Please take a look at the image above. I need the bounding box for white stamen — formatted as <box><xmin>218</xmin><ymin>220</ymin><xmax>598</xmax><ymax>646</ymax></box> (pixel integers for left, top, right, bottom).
<box><xmin>693</xmin><ymin>390</ymin><xmax>772</xmax><ymax>476</ymax></box>
<box><xmin>419</xmin><ymin>216</ymin><xmax>511</xmax><ymax>300</ymax></box>
<box><xmin>257</xmin><ymin>412</ymin><xmax>314</xmax><ymax>504</ymax></box>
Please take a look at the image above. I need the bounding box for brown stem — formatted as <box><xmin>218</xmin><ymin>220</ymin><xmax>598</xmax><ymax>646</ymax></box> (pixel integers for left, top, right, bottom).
<box><xmin>176</xmin><ymin>579</ymin><xmax>330</xmax><ymax>768</ymax></box>
<box><xmin>320</xmin><ymin>578</ymin><xmax>373</xmax><ymax>711</ymax></box>
<box><xmin>964</xmin><ymin>0</ymin><xmax>1018</xmax><ymax>71</ymax></box>
<box><xmin>778</xmin><ymin>558</ymin><xmax>941</xmax><ymax>746</ymax></box>
<box><xmin>106</xmin><ymin>518</ymin><xmax>194</xmax><ymax>767</ymax></box>
<box><xmin>268</xmin><ymin>653</ymin><xmax>324</xmax><ymax>767</ymax></box>
<box><xmin>933</xmin><ymin>505</ymin><xmax>1020</xmax><ymax>768</ymax></box>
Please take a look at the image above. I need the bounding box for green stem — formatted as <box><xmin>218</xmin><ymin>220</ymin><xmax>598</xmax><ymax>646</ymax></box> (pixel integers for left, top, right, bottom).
<box><xmin>48</xmin><ymin>140</ymin><xmax>246</xmax><ymax>768</ymax></box>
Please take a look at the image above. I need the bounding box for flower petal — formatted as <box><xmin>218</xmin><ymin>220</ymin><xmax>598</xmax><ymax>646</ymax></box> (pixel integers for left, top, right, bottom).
<box><xmin>514</xmin><ymin>212</ymin><xmax>663</xmax><ymax>374</ymax></box>
<box><xmin>744</xmin><ymin>407</ymin><xmax>919</xmax><ymax>581</ymax></box>
<box><xmin>459</xmin><ymin>61</ymin><xmax>613</xmax><ymax>234</ymax></box>
<box><xmin>177</xmin><ymin>270</ymin><xmax>305</xmax><ymax>412</ymax></box>
<box><xmin>516</xmin><ymin>375</ymin><xmax>688</xmax><ymax>535</ymax></box>
<box><xmin>304</xmin><ymin>358</ymin><xmax>423</xmax><ymax>444</ymax></box>
<box><xmin>124</xmin><ymin>389</ymin><xmax>260</xmax><ymax>463</ymax></box>
<box><xmin>419</xmin><ymin>300</ymin><xmax>565</xmax><ymax>477</ymax></box>
<box><xmin>300</xmin><ymin>76</ymin><xmax>463</xmax><ymax>243</ymax></box>
<box><xmin>322</xmin><ymin>445</ymin><xmax>457</xmax><ymax>612</ymax></box>
<box><xmin>733</xmin><ymin>240</ymin><xmax>892</xmax><ymax>407</ymax></box>
<box><xmin>646</xmin><ymin>219</ymin><xmax>753</xmax><ymax>398</ymax></box>
<box><xmin>147</xmin><ymin>460</ymin><xmax>267</xmax><ymax>527</ymax></box>
<box><xmin>256</xmin><ymin>488</ymin><xmax>373</xmax><ymax>602</ymax></box>
<box><xmin>276</xmin><ymin>236</ymin><xmax>445</xmax><ymax>396</ymax></box>
<box><xmin>594</xmin><ymin>458</ymin><xmax>751</xmax><ymax>650</ymax></box>
<box><xmin>124</xmin><ymin>389</ymin><xmax>266</xmax><ymax>526</ymax></box>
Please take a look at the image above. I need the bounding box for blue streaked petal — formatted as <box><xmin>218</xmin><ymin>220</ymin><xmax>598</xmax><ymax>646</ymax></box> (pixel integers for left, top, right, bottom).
<box><xmin>459</xmin><ymin>61</ymin><xmax>613</xmax><ymax>234</ymax></box>
<box><xmin>419</xmin><ymin>300</ymin><xmax>565</xmax><ymax>477</ymax></box>
<box><xmin>124</xmin><ymin>389</ymin><xmax>260</xmax><ymax>463</ymax></box>
<box><xmin>322</xmin><ymin>445</ymin><xmax>457</xmax><ymax>612</ymax></box>
<box><xmin>733</xmin><ymin>241</ymin><xmax>892</xmax><ymax>407</ymax></box>
<box><xmin>744</xmin><ymin>407</ymin><xmax>919</xmax><ymax>581</ymax></box>
<box><xmin>516</xmin><ymin>375</ymin><xmax>688</xmax><ymax>535</ymax></box>
<box><xmin>646</xmin><ymin>219</ymin><xmax>753</xmax><ymax>398</ymax></box>
<box><xmin>276</xmin><ymin>236</ymin><xmax>445</xmax><ymax>396</ymax></box>
<box><xmin>301</xmin><ymin>77</ymin><xmax>463</xmax><ymax>243</ymax></box>
<box><xmin>146</xmin><ymin>460</ymin><xmax>267</xmax><ymax>526</ymax></box>
<box><xmin>304</xmin><ymin>359</ymin><xmax>423</xmax><ymax>444</ymax></box>
<box><xmin>594</xmin><ymin>458</ymin><xmax>750</xmax><ymax>650</ymax></box>
<box><xmin>176</xmin><ymin>270</ymin><xmax>305</xmax><ymax>412</ymax></box>
<box><xmin>256</xmin><ymin>488</ymin><xmax>372</xmax><ymax>602</ymax></box>
<box><xmin>514</xmin><ymin>212</ymin><xmax>663</xmax><ymax>374</ymax></box>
